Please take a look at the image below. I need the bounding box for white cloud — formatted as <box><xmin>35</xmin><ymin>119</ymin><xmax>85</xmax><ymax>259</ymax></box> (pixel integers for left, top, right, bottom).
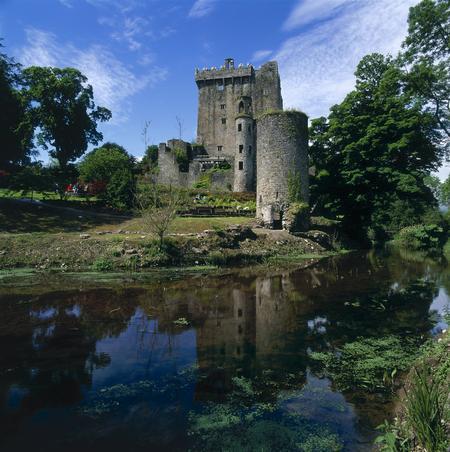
<box><xmin>251</xmin><ymin>49</ymin><xmax>273</xmax><ymax>62</ymax></box>
<box><xmin>20</xmin><ymin>28</ymin><xmax>167</xmax><ymax>123</ymax></box>
<box><xmin>276</xmin><ymin>0</ymin><xmax>418</xmax><ymax>119</ymax></box>
<box><xmin>188</xmin><ymin>0</ymin><xmax>217</xmax><ymax>18</ymax></box>
<box><xmin>283</xmin><ymin>0</ymin><xmax>352</xmax><ymax>31</ymax></box>
<box><xmin>58</xmin><ymin>0</ymin><xmax>73</xmax><ymax>8</ymax></box>
<box><xmin>111</xmin><ymin>16</ymin><xmax>149</xmax><ymax>51</ymax></box>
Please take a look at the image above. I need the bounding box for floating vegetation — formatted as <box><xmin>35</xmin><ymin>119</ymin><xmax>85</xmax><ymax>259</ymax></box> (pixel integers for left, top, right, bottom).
<box><xmin>173</xmin><ymin>317</ymin><xmax>189</xmax><ymax>326</ymax></box>
<box><xmin>188</xmin><ymin>373</ymin><xmax>344</xmax><ymax>451</ymax></box>
<box><xmin>309</xmin><ymin>335</ymin><xmax>420</xmax><ymax>393</ymax></box>
<box><xmin>78</xmin><ymin>366</ymin><xmax>198</xmax><ymax>419</ymax></box>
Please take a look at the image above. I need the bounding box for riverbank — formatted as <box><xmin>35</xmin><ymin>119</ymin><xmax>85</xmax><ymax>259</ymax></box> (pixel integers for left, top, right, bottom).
<box><xmin>0</xmin><ymin>196</ymin><xmax>341</xmax><ymax>273</ymax></box>
<box><xmin>376</xmin><ymin>329</ymin><xmax>450</xmax><ymax>451</ymax></box>
<box><xmin>0</xmin><ymin>223</ymin><xmax>339</xmax><ymax>273</ymax></box>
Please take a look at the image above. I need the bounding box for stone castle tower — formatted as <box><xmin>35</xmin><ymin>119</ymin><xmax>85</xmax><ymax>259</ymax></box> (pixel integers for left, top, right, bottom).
<box><xmin>157</xmin><ymin>57</ymin><xmax>309</xmax><ymax>229</ymax></box>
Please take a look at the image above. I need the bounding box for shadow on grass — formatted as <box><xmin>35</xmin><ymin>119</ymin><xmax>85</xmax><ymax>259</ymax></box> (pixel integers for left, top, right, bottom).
<box><xmin>0</xmin><ymin>198</ymin><xmax>126</xmax><ymax>233</ymax></box>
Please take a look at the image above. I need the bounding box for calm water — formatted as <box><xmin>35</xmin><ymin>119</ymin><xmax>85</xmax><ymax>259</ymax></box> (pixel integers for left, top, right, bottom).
<box><xmin>0</xmin><ymin>251</ymin><xmax>449</xmax><ymax>451</ymax></box>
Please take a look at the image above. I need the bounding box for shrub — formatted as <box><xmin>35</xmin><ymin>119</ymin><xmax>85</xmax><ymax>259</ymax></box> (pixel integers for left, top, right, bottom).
<box><xmin>285</xmin><ymin>202</ymin><xmax>309</xmax><ymax>232</ymax></box>
<box><xmin>395</xmin><ymin>224</ymin><xmax>446</xmax><ymax>251</ymax></box>
<box><xmin>207</xmin><ymin>250</ymin><xmax>227</xmax><ymax>266</ymax></box>
<box><xmin>174</xmin><ymin>148</ymin><xmax>189</xmax><ymax>172</ymax></box>
<box><xmin>92</xmin><ymin>258</ymin><xmax>113</xmax><ymax>272</ymax></box>
<box><xmin>310</xmin><ymin>336</ymin><xmax>418</xmax><ymax>393</ymax></box>
<box><xmin>405</xmin><ymin>367</ymin><xmax>447</xmax><ymax>452</ymax></box>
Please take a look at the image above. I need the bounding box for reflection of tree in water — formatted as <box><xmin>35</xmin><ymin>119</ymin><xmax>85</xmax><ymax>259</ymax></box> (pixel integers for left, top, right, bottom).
<box><xmin>0</xmin><ymin>251</ymin><xmax>444</xmax><ymax>450</ymax></box>
<box><xmin>0</xmin><ymin>288</ymin><xmax>138</xmax><ymax>440</ymax></box>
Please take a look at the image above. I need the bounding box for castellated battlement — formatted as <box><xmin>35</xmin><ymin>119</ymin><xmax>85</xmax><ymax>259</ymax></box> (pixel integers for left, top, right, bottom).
<box><xmin>156</xmin><ymin>57</ymin><xmax>309</xmax><ymax>231</ymax></box>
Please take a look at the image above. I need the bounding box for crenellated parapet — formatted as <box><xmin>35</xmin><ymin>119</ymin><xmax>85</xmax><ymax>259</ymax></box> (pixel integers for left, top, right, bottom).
<box><xmin>195</xmin><ymin>58</ymin><xmax>254</xmax><ymax>84</ymax></box>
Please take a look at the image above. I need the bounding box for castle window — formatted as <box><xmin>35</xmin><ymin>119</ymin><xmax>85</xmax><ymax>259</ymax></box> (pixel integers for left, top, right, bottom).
<box><xmin>221</xmin><ymin>118</ymin><xmax>226</xmax><ymax>124</ymax></box>
<box><xmin>248</xmin><ymin>145</ymin><xmax>252</xmax><ymax>153</ymax></box>
<box><xmin>238</xmin><ymin>161</ymin><xmax>243</xmax><ymax>170</ymax></box>
<box><xmin>259</xmin><ymin>195</ymin><xmax>262</xmax><ymax>203</ymax></box>
<box><xmin>239</xmin><ymin>145</ymin><xmax>243</xmax><ymax>153</ymax></box>
<box><xmin>220</xmin><ymin>104</ymin><xmax>225</xmax><ymax>110</ymax></box>
<box><xmin>237</xmin><ymin>123</ymin><xmax>242</xmax><ymax>132</ymax></box>
<box><xmin>276</xmin><ymin>191</ymin><xmax>278</xmax><ymax>199</ymax></box>
<box><xmin>217</xmin><ymin>145</ymin><xmax>223</xmax><ymax>151</ymax></box>
<box><xmin>238</xmin><ymin>325</ymin><xmax>243</xmax><ymax>335</ymax></box>
<box><xmin>248</xmin><ymin>125</ymin><xmax>251</xmax><ymax>132</ymax></box>
<box><xmin>238</xmin><ymin>308</ymin><xmax>243</xmax><ymax>317</ymax></box>
<box><xmin>238</xmin><ymin>101</ymin><xmax>244</xmax><ymax>113</ymax></box>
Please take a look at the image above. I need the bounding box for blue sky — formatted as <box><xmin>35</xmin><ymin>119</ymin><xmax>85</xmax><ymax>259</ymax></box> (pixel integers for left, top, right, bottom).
<box><xmin>2</xmin><ymin>0</ymin><xmax>447</xmax><ymax>178</ymax></box>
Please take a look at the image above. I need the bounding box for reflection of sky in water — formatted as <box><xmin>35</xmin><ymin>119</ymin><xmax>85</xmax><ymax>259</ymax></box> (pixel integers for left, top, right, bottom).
<box><xmin>430</xmin><ymin>287</ymin><xmax>450</xmax><ymax>332</ymax></box>
<box><xmin>2</xmin><ymin>251</ymin><xmax>450</xmax><ymax>451</ymax></box>
<box><xmin>29</xmin><ymin>307</ymin><xmax>57</xmax><ymax>320</ymax></box>
<box><xmin>92</xmin><ymin>309</ymin><xmax>197</xmax><ymax>390</ymax></box>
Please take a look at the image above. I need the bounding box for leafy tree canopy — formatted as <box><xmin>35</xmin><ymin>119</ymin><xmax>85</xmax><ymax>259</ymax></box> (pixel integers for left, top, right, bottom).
<box><xmin>78</xmin><ymin>142</ymin><xmax>133</xmax><ymax>183</ymax></box>
<box><xmin>78</xmin><ymin>142</ymin><xmax>135</xmax><ymax>209</ymax></box>
<box><xmin>309</xmin><ymin>53</ymin><xmax>442</xmax><ymax>242</ymax></box>
<box><xmin>0</xmin><ymin>41</ymin><xmax>34</xmax><ymax>169</ymax></box>
<box><xmin>401</xmin><ymin>0</ymin><xmax>450</xmax><ymax>140</ymax></box>
<box><xmin>23</xmin><ymin>66</ymin><xmax>111</xmax><ymax>167</ymax></box>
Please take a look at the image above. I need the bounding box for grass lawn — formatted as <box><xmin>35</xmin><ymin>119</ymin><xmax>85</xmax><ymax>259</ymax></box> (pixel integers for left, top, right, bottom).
<box><xmin>0</xmin><ymin>197</ymin><xmax>253</xmax><ymax>235</ymax></box>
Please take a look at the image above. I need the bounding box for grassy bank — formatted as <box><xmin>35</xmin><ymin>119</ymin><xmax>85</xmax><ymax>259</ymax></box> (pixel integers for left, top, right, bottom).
<box><xmin>0</xmin><ymin>196</ymin><xmax>338</xmax><ymax>273</ymax></box>
<box><xmin>375</xmin><ymin>330</ymin><xmax>450</xmax><ymax>451</ymax></box>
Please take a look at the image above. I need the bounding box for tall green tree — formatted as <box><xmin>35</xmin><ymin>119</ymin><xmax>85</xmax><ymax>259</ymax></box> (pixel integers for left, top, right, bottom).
<box><xmin>401</xmin><ymin>0</ymin><xmax>450</xmax><ymax>140</ymax></box>
<box><xmin>23</xmin><ymin>66</ymin><xmax>111</xmax><ymax>168</ymax></box>
<box><xmin>0</xmin><ymin>42</ymin><xmax>34</xmax><ymax>169</ymax></box>
<box><xmin>310</xmin><ymin>54</ymin><xmax>442</xmax><ymax>242</ymax></box>
<box><xmin>79</xmin><ymin>142</ymin><xmax>135</xmax><ymax>209</ymax></box>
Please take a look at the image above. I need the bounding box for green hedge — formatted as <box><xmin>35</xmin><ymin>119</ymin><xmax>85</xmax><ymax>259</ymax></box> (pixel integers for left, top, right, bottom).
<box><xmin>394</xmin><ymin>224</ymin><xmax>446</xmax><ymax>251</ymax></box>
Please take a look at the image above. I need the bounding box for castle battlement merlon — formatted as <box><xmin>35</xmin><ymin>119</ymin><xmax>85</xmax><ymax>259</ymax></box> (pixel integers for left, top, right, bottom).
<box><xmin>195</xmin><ymin>58</ymin><xmax>254</xmax><ymax>83</ymax></box>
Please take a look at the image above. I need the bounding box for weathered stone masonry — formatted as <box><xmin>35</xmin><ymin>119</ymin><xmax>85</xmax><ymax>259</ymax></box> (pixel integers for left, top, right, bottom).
<box><xmin>156</xmin><ymin>57</ymin><xmax>309</xmax><ymax>230</ymax></box>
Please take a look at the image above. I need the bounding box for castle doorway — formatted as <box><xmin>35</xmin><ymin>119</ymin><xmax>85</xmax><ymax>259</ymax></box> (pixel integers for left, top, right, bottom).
<box><xmin>272</xmin><ymin>210</ymin><xmax>283</xmax><ymax>230</ymax></box>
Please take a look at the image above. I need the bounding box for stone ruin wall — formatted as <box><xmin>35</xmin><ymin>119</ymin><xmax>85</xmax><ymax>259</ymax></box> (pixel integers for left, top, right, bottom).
<box><xmin>256</xmin><ymin>111</ymin><xmax>309</xmax><ymax>226</ymax></box>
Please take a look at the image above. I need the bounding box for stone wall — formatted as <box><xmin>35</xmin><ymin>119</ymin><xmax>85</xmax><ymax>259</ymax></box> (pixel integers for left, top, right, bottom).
<box><xmin>256</xmin><ymin>111</ymin><xmax>309</xmax><ymax>228</ymax></box>
<box><xmin>195</xmin><ymin>59</ymin><xmax>282</xmax><ymax>162</ymax></box>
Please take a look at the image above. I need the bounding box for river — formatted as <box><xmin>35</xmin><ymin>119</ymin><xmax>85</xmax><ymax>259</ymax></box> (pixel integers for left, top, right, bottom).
<box><xmin>0</xmin><ymin>250</ymin><xmax>449</xmax><ymax>451</ymax></box>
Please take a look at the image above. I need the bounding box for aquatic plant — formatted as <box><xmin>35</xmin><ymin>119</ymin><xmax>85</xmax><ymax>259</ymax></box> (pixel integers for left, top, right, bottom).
<box><xmin>405</xmin><ymin>366</ymin><xmax>447</xmax><ymax>451</ymax></box>
<box><xmin>309</xmin><ymin>335</ymin><xmax>419</xmax><ymax>393</ymax></box>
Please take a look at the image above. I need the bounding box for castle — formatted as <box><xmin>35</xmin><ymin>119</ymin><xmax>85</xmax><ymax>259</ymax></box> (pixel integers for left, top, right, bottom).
<box><xmin>157</xmin><ymin>58</ymin><xmax>309</xmax><ymax>229</ymax></box>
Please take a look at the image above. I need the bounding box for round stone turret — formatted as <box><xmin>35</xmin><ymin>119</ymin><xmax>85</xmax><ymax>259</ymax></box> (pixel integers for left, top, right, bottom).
<box><xmin>256</xmin><ymin>110</ymin><xmax>309</xmax><ymax>229</ymax></box>
<box><xmin>233</xmin><ymin>97</ymin><xmax>255</xmax><ymax>192</ymax></box>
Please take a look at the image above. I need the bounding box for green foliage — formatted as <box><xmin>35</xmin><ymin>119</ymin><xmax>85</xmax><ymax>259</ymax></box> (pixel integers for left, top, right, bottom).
<box><xmin>405</xmin><ymin>367</ymin><xmax>447</xmax><ymax>451</ymax></box>
<box><xmin>310</xmin><ymin>336</ymin><xmax>419</xmax><ymax>393</ymax></box>
<box><xmin>192</xmin><ymin>164</ymin><xmax>232</xmax><ymax>190</ymax></box>
<box><xmin>173</xmin><ymin>147</ymin><xmax>189</xmax><ymax>172</ymax></box>
<box><xmin>0</xmin><ymin>41</ymin><xmax>34</xmax><ymax>169</ymax></box>
<box><xmin>139</xmin><ymin>144</ymin><xmax>159</xmax><ymax>174</ymax></box>
<box><xmin>309</xmin><ymin>53</ymin><xmax>442</xmax><ymax>242</ymax></box>
<box><xmin>92</xmin><ymin>258</ymin><xmax>113</xmax><ymax>272</ymax></box>
<box><xmin>376</xmin><ymin>332</ymin><xmax>450</xmax><ymax>452</ymax></box>
<box><xmin>285</xmin><ymin>201</ymin><xmax>309</xmax><ymax>232</ymax></box>
<box><xmin>394</xmin><ymin>224</ymin><xmax>446</xmax><ymax>251</ymax></box>
<box><xmin>104</xmin><ymin>166</ymin><xmax>135</xmax><ymax>210</ymax></box>
<box><xmin>401</xmin><ymin>0</ymin><xmax>450</xmax><ymax>140</ymax></box>
<box><xmin>23</xmin><ymin>66</ymin><xmax>111</xmax><ymax>167</ymax></box>
<box><xmin>287</xmin><ymin>170</ymin><xmax>303</xmax><ymax>203</ymax></box>
<box><xmin>79</xmin><ymin>142</ymin><xmax>135</xmax><ymax>209</ymax></box>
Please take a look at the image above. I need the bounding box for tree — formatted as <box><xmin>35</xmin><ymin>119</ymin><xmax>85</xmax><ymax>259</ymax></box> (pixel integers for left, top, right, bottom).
<box><xmin>135</xmin><ymin>183</ymin><xmax>186</xmax><ymax>250</ymax></box>
<box><xmin>401</xmin><ymin>0</ymin><xmax>450</xmax><ymax>140</ymax></box>
<box><xmin>140</xmin><ymin>145</ymin><xmax>159</xmax><ymax>173</ymax></box>
<box><xmin>309</xmin><ymin>54</ymin><xmax>442</xmax><ymax>242</ymax></box>
<box><xmin>23</xmin><ymin>66</ymin><xmax>111</xmax><ymax>168</ymax></box>
<box><xmin>0</xmin><ymin>42</ymin><xmax>34</xmax><ymax>169</ymax></box>
<box><xmin>79</xmin><ymin>142</ymin><xmax>135</xmax><ymax>209</ymax></box>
